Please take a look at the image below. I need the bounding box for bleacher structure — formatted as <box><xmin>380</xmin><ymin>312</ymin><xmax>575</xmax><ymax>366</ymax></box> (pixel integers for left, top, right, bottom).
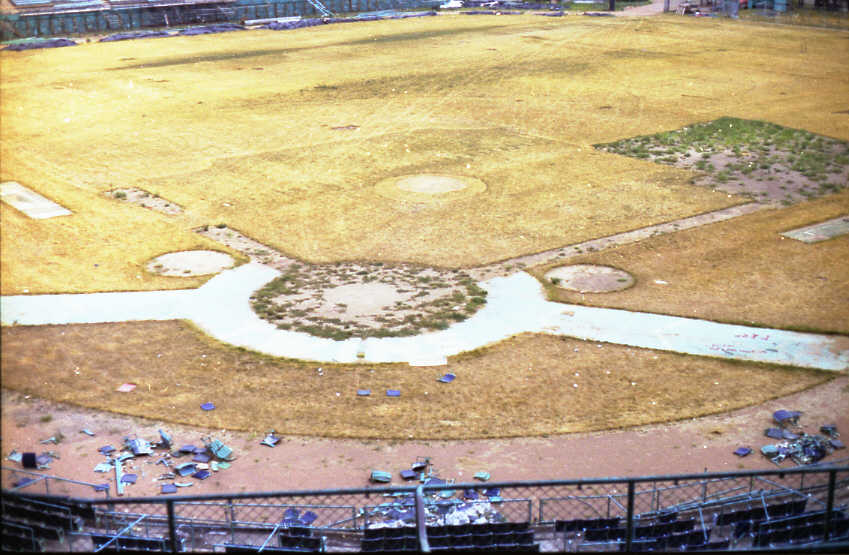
<box><xmin>2</xmin><ymin>462</ymin><xmax>848</xmax><ymax>552</ymax></box>
<box><xmin>0</xmin><ymin>0</ymin><xmax>427</xmax><ymax>40</ymax></box>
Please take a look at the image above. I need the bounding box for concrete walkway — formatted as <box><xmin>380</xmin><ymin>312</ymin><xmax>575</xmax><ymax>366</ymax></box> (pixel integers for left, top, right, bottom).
<box><xmin>2</xmin><ymin>263</ymin><xmax>847</xmax><ymax>370</ymax></box>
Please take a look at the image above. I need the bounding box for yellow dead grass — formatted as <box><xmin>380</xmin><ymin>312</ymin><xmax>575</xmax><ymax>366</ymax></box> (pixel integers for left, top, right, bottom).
<box><xmin>532</xmin><ymin>190</ymin><xmax>849</xmax><ymax>334</ymax></box>
<box><xmin>3</xmin><ymin>16</ymin><xmax>847</xmax><ymax>293</ymax></box>
<box><xmin>0</xmin><ymin>321</ymin><xmax>831</xmax><ymax>439</ymax></box>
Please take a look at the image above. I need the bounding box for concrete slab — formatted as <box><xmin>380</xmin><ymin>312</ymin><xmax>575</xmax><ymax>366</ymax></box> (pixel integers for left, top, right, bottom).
<box><xmin>1</xmin><ymin>264</ymin><xmax>846</xmax><ymax>371</ymax></box>
<box><xmin>781</xmin><ymin>216</ymin><xmax>849</xmax><ymax>243</ymax></box>
<box><xmin>0</xmin><ymin>181</ymin><xmax>72</xmax><ymax>219</ymax></box>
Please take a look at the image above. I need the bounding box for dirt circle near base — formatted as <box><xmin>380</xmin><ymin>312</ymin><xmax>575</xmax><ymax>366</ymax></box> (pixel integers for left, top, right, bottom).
<box><xmin>146</xmin><ymin>250</ymin><xmax>235</xmax><ymax>276</ymax></box>
<box><xmin>545</xmin><ymin>264</ymin><xmax>634</xmax><ymax>293</ymax></box>
<box><xmin>375</xmin><ymin>174</ymin><xmax>487</xmax><ymax>202</ymax></box>
<box><xmin>322</xmin><ymin>282</ymin><xmax>411</xmax><ymax>317</ymax></box>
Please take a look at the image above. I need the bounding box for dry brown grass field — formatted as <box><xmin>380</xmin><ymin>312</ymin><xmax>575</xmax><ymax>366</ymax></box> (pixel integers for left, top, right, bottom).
<box><xmin>0</xmin><ymin>322</ymin><xmax>831</xmax><ymax>439</ymax></box>
<box><xmin>2</xmin><ymin>13</ymin><xmax>847</xmax><ymax>439</ymax></box>
<box><xmin>3</xmin><ymin>14</ymin><xmax>847</xmax><ymax>294</ymax></box>
<box><xmin>532</xmin><ymin>190</ymin><xmax>849</xmax><ymax>335</ymax></box>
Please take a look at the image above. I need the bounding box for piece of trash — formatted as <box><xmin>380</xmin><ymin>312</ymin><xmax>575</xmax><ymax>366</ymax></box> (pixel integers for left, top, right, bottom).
<box><xmin>211</xmin><ymin>461</ymin><xmax>219</xmax><ymax>472</ymax></box>
<box><xmin>370</xmin><ymin>470</ymin><xmax>392</xmax><ymax>483</ymax></box>
<box><xmin>411</xmin><ymin>457</ymin><xmax>430</xmax><ymax>472</ymax></box>
<box><xmin>93</xmin><ymin>483</ymin><xmax>109</xmax><ymax>492</ymax></box>
<box><xmin>175</xmin><ymin>482</ymin><xmax>194</xmax><ymax>487</ymax></box>
<box><xmin>437</xmin><ymin>373</ymin><xmax>456</xmax><ymax>383</ymax></box>
<box><xmin>157</xmin><ymin>473</ymin><xmax>176</xmax><ymax>480</ymax></box>
<box><xmin>176</xmin><ymin>463</ymin><xmax>197</xmax><ymax>477</ymax></box>
<box><xmin>821</xmin><ymin>425</ymin><xmax>839</xmax><ymax>438</ymax></box>
<box><xmin>300</xmin><ymin>511</ymin><xmax>318</xmax><ymax>526</ymax></box>
<box><xmin>161</xmin><ymin>484</ymin><xmax>177</xmax><ymax>494</ymax></box>
<box><xmin>39</xmin><ymin>436</ymin><xmax>58</xmax><ymax>444</ymax></box>
<box><xmin>179</xmin><ymin>445</ymin><xmax>197</xmax><ymax>454</ymax></box>
<box><xmin>200</xmin><ymin>402</ymin><xmax>215</xmax><ymax>411</ymax></box>
<box><xmin>773</xmin><ymin>410</ymin><xmax>801</xmax><ymax>427</ymax></box>
<box><xmin>464</xmin><ymin>489</ymin><xmax>479</xmax><ymax>500</ymax></box>
<box><xmin>7</xmin><ymin>451</ymin><xmax>23</xmax><ymax>463</ymax></box>
<box><xmin>94</xmin><ymin>462</ymin><xmax>113</xmax><ymax>473</ymax></box>
<box><xmin>400</xmin><ymin>469</ymin><xmax>417</xmax><ymax>481</ymax></box>
<box><xmin>765</xmin><ymin>428</ymin><xmax>798</xmax><ymax>440</ymax></box>
<box><xmin>126</xmin><ymin>438</ymin><xmax>153</xmax><ymax>456</ymax></box>
<box><xmin>831</xmin><ymin>439</ymin><xmax>845</xmax><ymax>450</ymax></box>
<box><xmin>654</xmin><ymin>279</ymin><xmax>668</xmax><ymax>285</ymax></box>
<box><xmin>386</xmin><ymin>389</ymin><xmax>401</xmax><ymax>397</ymax></box>
<box><xmin>734</xmin><ymin>447</ymin><xmax>752</xmax><ymax>457</ymax></box>
<box><xmin>13</xmin><ymin>477</ymin><xmax>36</xmax><ymax>489</ymax></box>
<box><xmin>217</xmin><ymin>462</ymin><xmax>231</xmax><ymax>470</ymax></box>
<box><xmin>121</xmin><ymin>474</ymin><xmax>138</xmax><ymax>484</ymax></box>
<box><xmin>116</xmin><ymin>383</ymin><xmax>136</xmax><ymax>392</ymax></box>
<box><xmin>474</xmin><ymin>471</ymin><xmax>491</xmax><ymax>482</ymax></box>
<box><xmin>155</xmin><ymin>457</ymin><xmax>170</xmax><ymax>466</ymax></box>
<box><xmin>193</xmin><ymin>453</ymin><xmax>211</xmax><ymax>463</ymax></box>
<box><xmin>80</xmin><ymin>429</ymin><xmax>95</xmax><ymax>436</ymax></box>
<box><xmin>193</xmin><ymin>469</ymin><xmax>211</xmax><ymax>480</ymax></box>
<box><xmin>158</xmin><ymin>429</ymin><xmax>172</xmax><ymax>448</ymax></box>
<box><xmin>21</xmin><ymin>452</ymin><xmax>37</xmax><ymax>469</ymax></box>
<box><xmin>261</xmin><ymin>431</ymin><xmax>280</xmax><ymax>447</ymax></box>
<box><xmin>99</xmin><ymin>445</ymin><xmax>116</xmax><ymax>456</ymax></box>
<box><xmin>357</xmin><ymin>389</ymin><xmax>371</xmax><ymax>396</ymax></box>
<box><xmin>204</xmin><ymin>437</ymin><xmax>234</xmax><ymax>461</ymax></box>
<box><xmin>195</xmin><ymin>463</ymin><xmax>210</xmax><ymax>470</ymax></box>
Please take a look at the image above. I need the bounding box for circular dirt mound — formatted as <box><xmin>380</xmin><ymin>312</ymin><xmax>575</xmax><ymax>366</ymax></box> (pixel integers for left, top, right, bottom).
<box><xmin>545</xmin><ymin>264</ymin><xmax>634</xmax><ymax>293</ymax></box>
<box><xmin>146</xmin><ymin>250</ymin><xmax>234</xmax><ymax>276</ymax></box>
<box><xmin>250</xmin><ymin>262</ymin><xmax>489</xmax><ymax>340</ymax></box>
<box><xmin>375</xmin><ymin>174</ymin><xmax>486</xmax><ymax>202</ymax></box>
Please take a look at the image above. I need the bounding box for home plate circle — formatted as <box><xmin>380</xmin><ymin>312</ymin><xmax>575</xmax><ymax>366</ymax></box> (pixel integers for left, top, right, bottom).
<box><xmin>146</xmin><ymin>250</ymin><xmax>235</xmax><ymax>276</ymax></box>
<box><xmin>545</xmin><ymin>264</ymin><xmax>634</xmax><ymax>293</ymax></box>
<box><xmin>375</xmin><ymin>174</ymin><xmax>486</xmax><ymax>202</ymax></box>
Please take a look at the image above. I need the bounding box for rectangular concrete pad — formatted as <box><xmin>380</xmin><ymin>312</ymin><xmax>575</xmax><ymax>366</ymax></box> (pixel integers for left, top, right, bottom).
<box><xmin>1</xmin><ymin>181</ymin><xmax>72</xmax><ymax>219</ymax></box>
<box><xmin>781</xmin><ymin>216</ymin><xmax>849</xmax><ymax>243</ymax></box>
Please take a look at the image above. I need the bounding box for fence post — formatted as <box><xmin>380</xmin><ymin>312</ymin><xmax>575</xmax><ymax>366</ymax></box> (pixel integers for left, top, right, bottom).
<box><xmin>824</xmin><ymin>469</ymin><xmax>836</xmax><ymax>542</ymax></box>
<box><xmin>415</xmin><ymin>486</ymin><xmax>431</xmax><ymax>552</ymax></box>
<box><xmin>167</xmin><ymin>499</ymin><xmax>179</xmax><ymax>553</ymax></box>
<box><xmin>625</xmin><ymin>481</ymin><xmax>635</xmax><ymax>552</ymax></box>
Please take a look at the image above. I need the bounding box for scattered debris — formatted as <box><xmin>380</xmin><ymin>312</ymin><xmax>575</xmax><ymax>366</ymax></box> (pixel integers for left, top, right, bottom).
<box><xmin>121</xmin><ymin>474</ymin><xmax>138</xmax><ymax>484</ymax></box>
<box><xmin>261</xmin><ymin>431</ymin><xmax>281</xmax><ymax>447</ymax></box>
<box><xmin>386</xmin><ymin>389</ymin><xmax>401</xmax><ymax>397</ymax></box>
<box><xmin>474</xmin><ymin>471</ymin><xmax>491</xmax><ymax>482</ymax></box>
<box><xmin>371</xmin><ymin>470</ymin><xmax>392</xmax><ymax>483</ymax></box>
<box><xmin>734</xmin><ymin>447</ymin><xmax>752</xmax><ymax>457</ymax></box>
<box><xmin>759</xmin><ymin>410</ymin><xmax>841</xmax><ymax>466</ymax></box>
<box><xmin>161</xmin><ymin>484</ymin><xmax>177</xmax><ymax>495</ymax></box>
<box><xmin>6</xmin><ymin>450</ymin><xmax>23</xmax><ymax>464</ymax></box>
<box><xmin>357</xmin><ymin>389</ymin><xmax>371</xmax><ymax>397</ymax></box>
<box><xmin>80</xmin><ymin>429</ymin><xmax>95</xmax><ymax>436</ymax></box>
<box><xmin>437</xmin><ymin>373</ymin><xmax>456</xmax><ymax>383</ymax></box>
<box><xmin>192</xmin><ymin>470</ymin><xmax>211</xmax><ymax>480</ymax></box>
<box><xmin>204</xmin><ymin>437</ymin><xmax>235</xmax><ymax>461</ymax></box>
<box><xmin>400</xmin><ymin>470</ymin><xmax>417</xmax><ymax>481</ymax></box>
<box><xmin>116</xmin><ymin>383</ymin><xmax>136</xmax><ymax>393</ymax></box>
<box><xmin>39</xmin><ymin>436</ymin><xmax>59</xmax><ymax>445</ymax></box>
<box><xmin>200</xmin><ymin>402</ymin><xmax>216</xmax><ymax>411</ymax></box>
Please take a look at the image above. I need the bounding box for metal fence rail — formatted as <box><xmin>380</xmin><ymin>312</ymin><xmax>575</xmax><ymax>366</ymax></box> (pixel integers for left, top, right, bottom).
<box><xmin>2</xmin><ymin>463</ymin><xmax>848</xmax><ymax>552</ymax></box>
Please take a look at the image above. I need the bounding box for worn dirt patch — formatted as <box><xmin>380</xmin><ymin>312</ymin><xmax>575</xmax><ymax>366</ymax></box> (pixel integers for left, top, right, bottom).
<box><xmin>545</xmin><ymin>264</ymin><xmax>634</xmax><ymax>293</ymax></box>
<box><xmin>145</xmin><ymin>250</ymin><xmax>235</xmax><ymax>277</ymax></box>
<box><xmin>374</xmin><ymin>173</ymin><xmax>487</xmax><ymax>203</ymax></box>
<box><xmin>107</xmin><ymin>187</ymin><xmax>183</xmax><ymax>215</ymax></box>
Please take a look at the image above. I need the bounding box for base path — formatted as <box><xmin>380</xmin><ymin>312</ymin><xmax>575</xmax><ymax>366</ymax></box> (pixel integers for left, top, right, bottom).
<box><xmin>2</xmin><ymin>264</ymin><xmax>846</xmax><ymax>370</ymax></box>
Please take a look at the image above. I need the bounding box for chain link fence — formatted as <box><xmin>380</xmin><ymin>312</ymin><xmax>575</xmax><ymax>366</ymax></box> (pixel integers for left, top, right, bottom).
<box><xmin>3</xmin><ymin>462</ymin><xmax>848</xmax><ymax>551</ymax></box>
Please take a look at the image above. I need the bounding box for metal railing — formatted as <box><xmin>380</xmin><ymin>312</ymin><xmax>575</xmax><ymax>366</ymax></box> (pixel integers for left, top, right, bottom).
<box><xmin>2</xmin><ymin>462</ymin><xmax>848</xmax><ymax>552</ymax></box>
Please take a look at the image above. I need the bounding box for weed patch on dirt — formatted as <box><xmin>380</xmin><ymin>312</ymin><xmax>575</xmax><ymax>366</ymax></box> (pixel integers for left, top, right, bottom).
<box><xmin>596</xmin><ymin>117</ymin><xmax>849</xmax><ymax>205</ymax></box>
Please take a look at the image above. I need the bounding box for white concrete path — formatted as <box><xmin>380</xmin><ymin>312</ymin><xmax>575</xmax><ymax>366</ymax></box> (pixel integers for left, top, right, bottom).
<box><xmin>1</xmin><ymin>263</ymin><xmax>847</xmax><ymax>370</ymax></box>
<box><xmin>0</xmin><ymin>263</ymin><xmax>849</xmax><ymax>370</ymax></box>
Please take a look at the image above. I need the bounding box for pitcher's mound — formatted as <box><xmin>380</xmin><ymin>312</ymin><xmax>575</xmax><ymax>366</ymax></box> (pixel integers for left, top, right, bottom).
<box><xmin>146</xmin><ymin>250</ymin><xmax>234</xmax><ymax>276</ymax></box>
<box><xmin>375</xmin><ymin>174</ymin><xmax>486</xmax><ymax>202</ymax></box>
<box><xmin>545</xmin><ymin>264</ymin><xmax>634</xmax><ymax>293</ymax></box>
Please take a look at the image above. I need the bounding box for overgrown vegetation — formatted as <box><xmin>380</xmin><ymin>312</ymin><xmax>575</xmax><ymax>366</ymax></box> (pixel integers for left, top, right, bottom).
<box><xmin>596</xmin><ymin>117</ymin><xmax>849</xmax><ymax>204</ymax></box>
<box><xmin>250</xmin><ymin>262</ymin><xmax>487</xmax><ymax>340</ymax></box>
